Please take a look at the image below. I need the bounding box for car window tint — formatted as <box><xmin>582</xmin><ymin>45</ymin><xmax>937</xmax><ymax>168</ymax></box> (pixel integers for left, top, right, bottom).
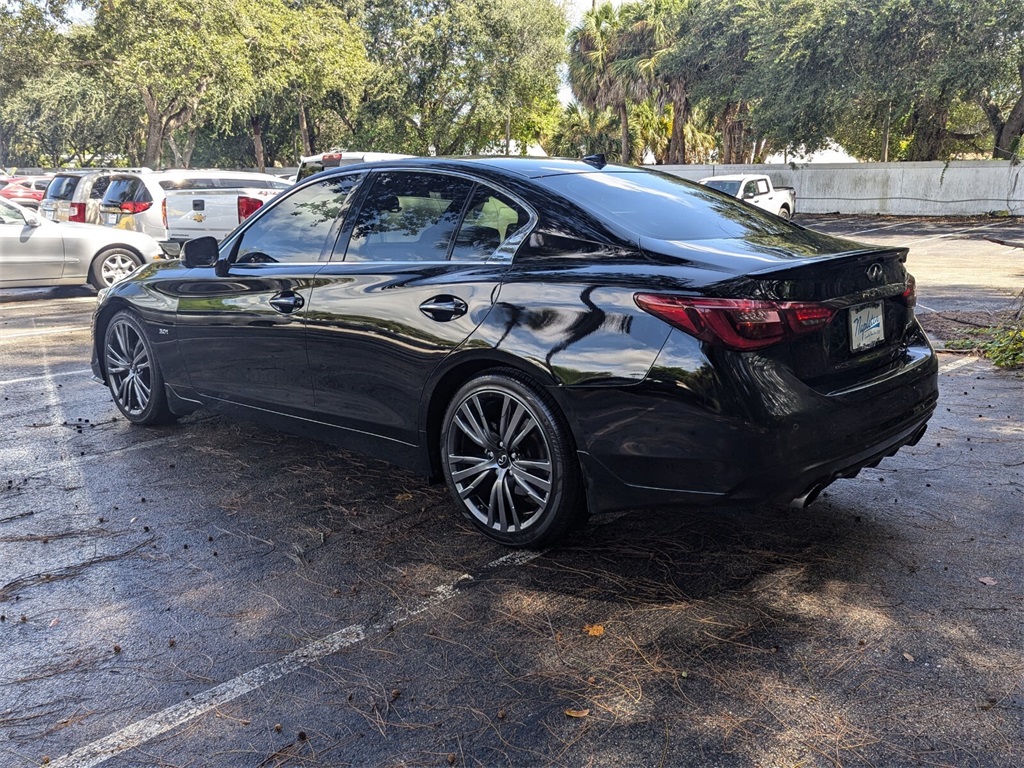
<box><xmin>103</xmin><ymin>177</ymin><xmax>151</xmax><ymax>205</ymax></box>
<box><xmin>541</xmin><ymin>171</ymin><xmax>793</xmax><ymax>241</ymax></box>
<box><xmin>345</xmin><ymin>172</ymin><xmax>474</xmax><ymax>262</ymax></box>
<box><xmin>0</xmin><ymin>199</ymin><xmax>25</xmax><ymax>224</ymax></box>
<box><xmin>46</xmin><ymin>176</ymin><xmax>79</xmax><ymax>201</ymax></box>
<box><xmin>235</xmin><ymin>175</ymin><xmax>360</xmax><ymax>264</ymax></box>
<box><xmin>90</xmin><ymin>177</ymin><xmax>111</xmax><ymax>199</ymax></box>
<box><xmin>756</xmin><ymin>179</ymin><xmax>770</xmax><ymax>195</ymax></box>
<box><xmin>450</xmin><ymin>186</ymin><xmax>529</xmax><ymax>261</ymax></box>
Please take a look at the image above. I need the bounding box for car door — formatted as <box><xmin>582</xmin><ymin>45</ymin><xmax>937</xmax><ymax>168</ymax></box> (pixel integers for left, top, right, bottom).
<box><xmin>0</xmin><ymin>199</ymin><xmax>66</xmax><ymax>286</ymax></box>
<box><xmin>173</xmin><ymin>174</ymin><xmax>362</xmax><ymax>417</ymax></box>
<box><xmin>303</xmin><ymin>170</ymin><xmax>533</xmax><ymax>448</ymax></box>
<box><xmin>747</xmin><ymin>178</ymin><xmax>775</xmax><ymax>212</ymax></box>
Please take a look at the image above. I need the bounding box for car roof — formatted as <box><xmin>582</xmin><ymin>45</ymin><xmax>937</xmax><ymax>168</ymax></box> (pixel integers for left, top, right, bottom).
<box><xmin>322</xmin><ymin>156</ymin><xmax>646</xmax><ymax>180</ymax></box>
<box><xmin>700</xmin><ymin>174</ymin><xmax>758</xmax><ymax>182</ymax></box>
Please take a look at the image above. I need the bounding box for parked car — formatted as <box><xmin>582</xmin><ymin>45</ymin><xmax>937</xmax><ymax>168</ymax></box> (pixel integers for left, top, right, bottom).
<box><xmin>698</xmin><ymin>173</ymin><xmax>796</xmax><ymax>219</ymax></box>
<box><xmin>91</xmin><ymin>157</ymin><xmax>937</xmax><ymax>547</ymax></box>
<box><xmin>0</xmin><ymin>197</ymin><xmax>164</xmax><ymax>289</ymax></box>
<box><xmin>99</xmin><ymin>169</ymin><xmax>290</xmax><ymax>255</ymax></box>
<box><xmin>0</xmin><ymin>175</ymin><xmax>51</xmax><ymax>210</ymax></box>
<box><xmin>296</xmin><ymin>150</ymin><xmax>414</xmax><ymax>182</ymax></box>
<box><xmin>40</xmin><ymin>169</ymin><xmax>150</xmax><ymax>225</ymax></box>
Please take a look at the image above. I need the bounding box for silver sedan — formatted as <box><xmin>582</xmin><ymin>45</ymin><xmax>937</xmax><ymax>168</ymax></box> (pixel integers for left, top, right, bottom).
<box><xmin>0</xmin><ymin>197</ymin><xmax>164</xmax><ymax>290</ymax></box>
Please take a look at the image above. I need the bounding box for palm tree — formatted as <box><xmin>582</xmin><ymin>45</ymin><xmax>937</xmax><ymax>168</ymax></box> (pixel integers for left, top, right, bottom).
<box><xmin>568</xmin><ymin>3</ymin><xmax>631</xmax><ymax>162</ymax></box>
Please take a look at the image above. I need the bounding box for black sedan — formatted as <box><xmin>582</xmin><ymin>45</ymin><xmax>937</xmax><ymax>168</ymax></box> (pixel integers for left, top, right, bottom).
<box><xmin>91</xmin><ymin>157</ymin><xmax>938</xmax><ymax>547</ymax></box>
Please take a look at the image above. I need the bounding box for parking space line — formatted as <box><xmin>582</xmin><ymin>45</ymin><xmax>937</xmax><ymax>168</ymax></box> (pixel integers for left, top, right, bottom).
<box><xmin>906</xmin><ymin>220</ymin><xmax>1018</xmax><ymax>244</ymax></box>
<box><xmin>0</xmin><ymin>367</ymin><xmax>91</xmax><ymax>386</ymax></box>
<box><xmin>938</xmin><ymin>356</ymin><xmax>978</xmax><ymax>375</ymax></box>
<box><xmin>0</xmin><ymin>325</ymin><xmax>90</xmax><ymax>340</ymax></box>
<box><xmin>847</xmin><ymin>218</ymin><xmax>923</xmax><ymax>236</ymax></box>
<box><xmin>47</xmin><ymin>549</ymin><xmax>522</xmax><ymax>767</ymax></box>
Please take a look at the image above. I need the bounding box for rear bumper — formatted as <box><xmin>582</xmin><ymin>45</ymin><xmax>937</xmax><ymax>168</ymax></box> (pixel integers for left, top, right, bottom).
<box><xmin>563</xmin><ymin>326</ymin><xmax>939</xmax><ymax>514</ymax></box>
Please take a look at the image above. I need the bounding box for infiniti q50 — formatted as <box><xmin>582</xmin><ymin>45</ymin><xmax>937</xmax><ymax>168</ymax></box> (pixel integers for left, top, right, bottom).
<box><xmin>91</xmin><ymin>157</ymin><xmax>938</xmax><ymax>547</ymax></box>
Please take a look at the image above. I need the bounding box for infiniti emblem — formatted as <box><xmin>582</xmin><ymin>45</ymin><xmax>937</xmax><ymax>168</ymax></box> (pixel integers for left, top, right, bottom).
<box><xmin>866</xmin><ymin>263</ymin><xmax>884</xmax><ymax>283</ymax></box>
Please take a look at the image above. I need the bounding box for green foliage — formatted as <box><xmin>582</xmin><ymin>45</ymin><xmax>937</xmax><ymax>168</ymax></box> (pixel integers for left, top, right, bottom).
<box><xmin>982</xmin><ymin>327</ymin><xmax>1024</xmax><ymax>368</ymax></box>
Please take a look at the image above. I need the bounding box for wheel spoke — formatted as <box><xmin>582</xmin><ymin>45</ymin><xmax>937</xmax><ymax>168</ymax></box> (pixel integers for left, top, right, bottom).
<box><xmin>449</xmin><ymin>455</ymin><xmax>494</xmax><ymax>484</ymax></box>
<box><xmin>510</xmin><ymin>466</ymin><xmax>549</xmax><ymax>506</ymax></box>
<box><xmin>502</xmin><ymin>474</ymin><xmax>521</xmax><ymax>529</ymax></box>
<box><xmin>455</xmin><ymin>396</ymin><xmax>491</xmax><ymax>449</ymax></box>
<box><xmin>508</xmin><ymin>416</ymin><xmax>538</xmax><ymax>451</ymax></box>
<box><xmin>497</xmin><ymin>399</ymin><xmax>524</xmax><ymax>448</ymax></box>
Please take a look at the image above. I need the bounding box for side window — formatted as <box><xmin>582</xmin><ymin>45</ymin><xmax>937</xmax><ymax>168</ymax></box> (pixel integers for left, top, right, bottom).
<box><xmin>756</xmin><ymin>179</ymin><xmax>770</xmax><ymax>195</ymax></box>
<box><xmin>450</xmin><ymin>186</ymin><xmax>530</xmax><ymax>261</ymax></box>
<box><xmin>90</xmin><ymin>177</ymin><xmax>110</xmax><ymax>200</ymax></box>
<box><xmin>345</xmin><ymin>172</ymin><xmax>474</xmax><ymax>262</ymax></box>
<box><xmin>743</xmin><ymin>181</ymin><xmax>758</xmax><ymax>198</ymax></box>
<box><xmin>235</xmin><ymin>175</ymin><xmax>360</xmax><ymax>264</ymax></box>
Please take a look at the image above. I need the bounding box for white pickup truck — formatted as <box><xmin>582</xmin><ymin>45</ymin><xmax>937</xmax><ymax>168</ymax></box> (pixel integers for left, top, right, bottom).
<box><xmin>697</xmin><ymin>174</ymin><xmax>796</xmax><ymax>220</ymax></box>
<box><xmin>163</xmin><ymin>173</ymin><xmax>290</xmax><ymax>246</ymax></box>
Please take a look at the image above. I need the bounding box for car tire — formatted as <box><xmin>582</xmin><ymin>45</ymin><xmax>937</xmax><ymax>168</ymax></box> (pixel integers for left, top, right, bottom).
<box><xmin>778</xmin><ymin>206</ymin><xmax>792</xmax><ymax>220</ymax></box>
<box><xmin>91</xmin><ymin>248</ymin><xmax>142</xmax><ymax>290</ymax></box>
<box><xmin>441</xmin><ymin>369</ymin><xmax>585</xmax><ymax>547</ymax></box>
<box><xmin>103</xmin><ymin>310</ymin><xmax>176</xmax><ymax>425</ymax></box>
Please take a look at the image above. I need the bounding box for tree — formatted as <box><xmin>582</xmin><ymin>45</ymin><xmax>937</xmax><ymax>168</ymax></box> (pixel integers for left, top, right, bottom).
<box><xmin>93</xmin><ymin>0</ymin><xmax>254</xmax><ymax>168</ymax></box>
<box><xmin>568</xmin><ymin>3</ymin><xmax>632</xmax><ymax>162</ymax></box>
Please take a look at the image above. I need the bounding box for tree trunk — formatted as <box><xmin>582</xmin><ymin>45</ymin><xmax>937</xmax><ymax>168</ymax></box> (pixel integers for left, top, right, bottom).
<box><xmin>141</xmin><ymin>88</ymin><xmax>165</xmax><ymax>169</ymax></box>
<box><xmin>252</xmin><ymin>114</ymin><xmax>265</xmax><ymax>172</ymax></box>
<box><xmin>987</xmin><ymin>67</ymin><xmax>1024</xmax><ymax>160</ymax></box>
<box><xmin>504</xmin><ymin>112</ymin><xmax>511</xmax><ymax>156</ymax></box>
<box><xmin>668</xmin><ymin>84</ymin><xmax>688</xmax><ymax>165</ymax></box>
<box><xmin>906</xmin><ymin>102</ymin><xmax>949</xmax><ymax>162</ymax></box>
<box><xmin>298</xmin><ymin>95</ymin><xmax>313</xmax><ymax>156</ymax></box>
<box><xmin>618</xmin><ymin>102</ymin><xmax>630</xmax><ymax>163</ymax></box>
<box><xmin>881</xmin><ymin>101</ymin><xmax>892</xmax><ymax>162</ymax></box>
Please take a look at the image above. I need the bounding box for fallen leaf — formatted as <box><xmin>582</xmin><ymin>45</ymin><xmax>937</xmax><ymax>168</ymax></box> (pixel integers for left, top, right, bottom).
<box><xmin>978</xmin><ymin>576</ymin><xmax>997</xmax><ymax>586</ymax></box>
<box><xmin>48</xmin><ymin>618</ymin><xmax>59</xmax><ymax>628</ymax></box>
<box><xmin>394</xmin><ymin>493</ymin><xmax>413</xmax><ymax>502</ymax></box>
<box><xmin>564</xmin><ymin>708</ymin><xmax>590</xmax><ymax>718</ymax></box>
<box><xmin>903</xmin><ymin>652</ymin><xmax>915</xmax><ymax>663</ymax></box>
<box><xmin>583</xmin><ymin>624</ymin><xmax>604</xmax><ymax>637</ymax></box>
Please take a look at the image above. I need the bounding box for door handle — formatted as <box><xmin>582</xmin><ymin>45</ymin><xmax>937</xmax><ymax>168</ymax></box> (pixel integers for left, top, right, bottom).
<box><xmin>419</xmin><ymin>295</ymin><xmax>468</xmax><ymax>322</ymax></box>
<box><xmin>269</xmin><ymin>292</ymin><xmax>305</xmax><ymax>314</ymax></box>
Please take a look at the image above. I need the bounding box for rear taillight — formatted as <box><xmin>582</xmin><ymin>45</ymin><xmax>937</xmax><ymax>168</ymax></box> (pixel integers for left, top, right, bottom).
<box><xmin>635</xmin><ymin>294</ymin><xmax>836</xmax><ymax>351</ymax></box>
<box><xmin>69</xmin><ymin>202</ymin><xmax>85</xmax><ymax>222</ymax></box>
<box><xmin>119</xmin><ymin>200</ymin><xmax>152</xmax><ymax>214</ymax></box>
<box><xmin>901</xmin><ymin>273</ymin><xmax>916</xmax><ymax>308</ymax></box>
<box><xmin>237</xmin><ymin>195</ymin><xmax>263</xmax><ymax>221</ymax></box>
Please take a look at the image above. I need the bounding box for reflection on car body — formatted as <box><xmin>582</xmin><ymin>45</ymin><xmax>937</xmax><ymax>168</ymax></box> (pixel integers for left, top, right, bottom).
<box><xmin>91</xmin><ymin>157</ymin><xmax>938</xmax><ymax>547</ymax></box>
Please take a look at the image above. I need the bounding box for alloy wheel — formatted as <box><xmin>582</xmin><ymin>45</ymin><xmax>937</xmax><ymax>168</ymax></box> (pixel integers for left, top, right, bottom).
<box><xmin>105</xmin><ymin>318</ymin><xmax>152</xmax><ymax>417</ymax></box>
<box><xmin>446</xmin><ymin>388</ymin><xmax>555</xmax><ymax>535</ymax></box>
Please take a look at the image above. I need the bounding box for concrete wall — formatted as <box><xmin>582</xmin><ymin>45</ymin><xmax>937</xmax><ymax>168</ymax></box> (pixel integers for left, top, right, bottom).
<box><xmin>660</xmin><ymin>160</ymin><xmax>1024</xmax><ymax>217</ymax></box>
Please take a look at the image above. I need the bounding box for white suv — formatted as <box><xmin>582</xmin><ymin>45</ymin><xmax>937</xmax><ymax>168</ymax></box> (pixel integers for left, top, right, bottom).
<box><xmin>99</xmin><ymin>169</ymin><xmax>290</xmax><ymax>255</ymax></box>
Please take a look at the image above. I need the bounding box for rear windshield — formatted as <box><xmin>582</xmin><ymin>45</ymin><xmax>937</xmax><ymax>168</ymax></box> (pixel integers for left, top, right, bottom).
<box><xmin>45</xmin><ymin>175</ymin><xmax>81</xmax><ymax>201</ymax></box>
<box><xmin>158</xmin><ymin>177</ymin><xmax>289</xmax><ymax>191</ymax></box>
<box><xmin>701</xmin><ymin>179</ymin><xmax>741</xmax><ymax>196</ymax></box>
<box><xmin>538</xmin><ymin>171</ymin><xmax>792</xmax><ymax>241</ymax></box>
<box><xmin>103</xmin><ymin>177</ymin><xmax>152</xmax><ymax>205</ymax></box>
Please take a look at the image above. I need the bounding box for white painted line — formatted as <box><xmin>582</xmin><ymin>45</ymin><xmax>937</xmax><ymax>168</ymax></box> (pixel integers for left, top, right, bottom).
<box><xmin>938</xmin><ymin>356</ymin><xmax>978</xmax><ymax>375</ymax></box>
<box><xmin>0</xmin><ymin>325</ymin><xmax>90</xmax><ymax>340</ymax></box>
<box><xmin>47</xmin><ymin>545</ymin><xmax>537</xmax><ymax>767</ymax></box>
<box><xmin>916</xmin><ymin>303</ymin><xmax>937</xmax><ymax>313</ymax></box>
<box><xmin>847</xmin><ymin>219</ymin><xmax>922</xmax><ymax>236</ymax></box>
<box><xmin>903</xmin><ymin>220</ymin><xmax>1017</xmax><ymax>245</ymax></box>
<box><xmin>0</xmin><ymin>367</ymin><xmax>91</xmax><ymax>386</ymax></box>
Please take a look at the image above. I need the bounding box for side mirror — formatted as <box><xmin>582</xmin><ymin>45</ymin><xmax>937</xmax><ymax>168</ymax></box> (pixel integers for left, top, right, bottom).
<box><xmin>24</xmin><ymin>210</ymin><xmax>42</xmax><ymax>227</ymax></box>
<box><xmin>182</xmin><ymin>236</ymin><xmax>219</xmax><ymax>268</ymax></box>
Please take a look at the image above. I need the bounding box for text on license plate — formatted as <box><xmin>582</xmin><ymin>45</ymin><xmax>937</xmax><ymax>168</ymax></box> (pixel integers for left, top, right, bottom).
<box><xmin>105</xmin><ymin>213</ymin><xmax>118</xmax><ymax>225</ymax></box>
<box><xmin>849</xmin><ymin>302</ymin><xmax>884</xmax><ymax>351</ymax></box>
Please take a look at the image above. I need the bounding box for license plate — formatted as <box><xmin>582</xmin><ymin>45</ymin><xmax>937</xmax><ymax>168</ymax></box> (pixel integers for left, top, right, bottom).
<box><xmin>849</xmin><ymin>302</ymin><xmax>885</xmax><ymax>352</ymax></box>
<box><xmin>105</xmin><ymin>213</ymin><xmax>118</xmax><ymax>225</ymax></box>
<box><xmin>42</xmin><ymin>210</ymin><xmax>55</xmax><ymax>220</ymax></box>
